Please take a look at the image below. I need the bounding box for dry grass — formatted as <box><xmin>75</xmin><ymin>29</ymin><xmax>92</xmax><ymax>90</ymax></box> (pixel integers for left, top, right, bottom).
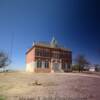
<box><xmin>0</xmin><ymin>72</ymin><xmax>100</xmax><ymax>100</ymax></box>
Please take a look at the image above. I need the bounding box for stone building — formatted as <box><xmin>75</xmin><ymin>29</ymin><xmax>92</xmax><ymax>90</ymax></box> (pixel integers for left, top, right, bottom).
<box><xmin>26</xmin><ymin>37</ymin><xmax>72</xmax><ymax>73</ymax></box>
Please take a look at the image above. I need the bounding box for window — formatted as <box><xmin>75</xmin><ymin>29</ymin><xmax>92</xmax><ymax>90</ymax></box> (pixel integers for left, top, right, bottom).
<box><xmin>43</xmin><ymin>50</ymin><xmax>49</xmax><ymax>57</ymax></box>
<box><xmin>35</xmin><ymin>48</ymin><xmax>42</xmax><ymax>56</ymax></box>
<box><xmin>35</xmin><ymin>49</ymin><xmax>40</xmax><ymax>56</ymax></box>
<box><xmin>37</xmin><ymin>60</ymin><xmax>42</xmax><ymax>68</ymax></box>
<box><xmin>67</xmin><ymin>64</ymin><xmax>70</xmax><ymax>69</ymax></box>
<box><xmin>45</xmin><ymin>61</ymin><xmax>49</xmax><ymax>68</ymax></box>
<box><xmin>62</xmin><ymin>63</ymin><xmax>66</xmax><ymax>70</ymax></box>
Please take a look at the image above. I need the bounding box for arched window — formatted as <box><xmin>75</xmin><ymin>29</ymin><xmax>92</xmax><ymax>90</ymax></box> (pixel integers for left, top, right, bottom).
<box><xmin>45</xmin><ymin>61</ymin><xmax>49</xmax><ymax>68</ymax></box>
<box><xmin>37</xmin><ymin>60</ymin><xmax>42</xmax><ymax>68</ymax></box>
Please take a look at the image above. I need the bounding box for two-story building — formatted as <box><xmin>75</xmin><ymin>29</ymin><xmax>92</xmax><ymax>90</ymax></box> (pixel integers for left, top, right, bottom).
<box><xmin>26</xmin><ymin>37</ymin><xmax>72</xmax><ymax>73</ymax></box>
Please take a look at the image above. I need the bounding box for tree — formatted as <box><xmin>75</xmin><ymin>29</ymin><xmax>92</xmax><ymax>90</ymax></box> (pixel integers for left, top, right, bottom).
<box><xmin>75</xmin><ymin>54</ymin><xmax>89</xmax><ymax>72</ymax></box>
<box><xmin>0</xmin><ymin>51</ymin><xmax>11</xmax><ymax>72</ymax></box>
<box><xmin>95</xmin><ymin>64</ymin><xmax>100</xmax><ymax>72</ymax></box>
<box><xmin>72</xmin><ymin>64</ymin><xmax>80</xmax><ymax>71</ymax></box>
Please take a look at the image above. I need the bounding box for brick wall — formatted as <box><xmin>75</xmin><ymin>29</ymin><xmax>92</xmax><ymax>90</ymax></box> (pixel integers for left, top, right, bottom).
<box><xmin>26</xmin><ymin>48</ymin><xmax>35</xmax><ymax>64</ymax></box>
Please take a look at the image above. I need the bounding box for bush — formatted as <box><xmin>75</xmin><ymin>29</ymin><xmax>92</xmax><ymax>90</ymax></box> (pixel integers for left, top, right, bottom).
<box><xmin>0</xmin><ymin>96</ymin><xmax>6</xmax><ymax>100</ymax></box>
<box><xmin>95</xmin><ymin>67</ymin><xmax>100</xmax><ymax>72</ymax></box>
<box><xmin>72</xmin><ymin>64</ymin><xmax>80</xmax><ymax>71</ymax></box>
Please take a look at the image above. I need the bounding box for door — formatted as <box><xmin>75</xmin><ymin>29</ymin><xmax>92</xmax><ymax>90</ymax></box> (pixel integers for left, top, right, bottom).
<box><xmin>52</xmin><ymin>63</ymin><xmax>60</xmax><ymax>72</ymax></box>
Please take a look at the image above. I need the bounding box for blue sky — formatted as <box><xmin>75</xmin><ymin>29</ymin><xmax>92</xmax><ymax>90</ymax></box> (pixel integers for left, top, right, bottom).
<box><xmin>0</xmin><ymin>0</ymin><xmax>99</xmax><ymax>70</ymax></box>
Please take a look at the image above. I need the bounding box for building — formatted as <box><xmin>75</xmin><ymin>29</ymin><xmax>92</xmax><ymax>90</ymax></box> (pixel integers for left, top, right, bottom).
<box><xmin>26</xmin><ymin>37</ymin><xmax>72</xmax><ymax>73</ymax></box>
<box><xmin>89</xmin><ymin>67</ymin><xmax>95</xmax><ymax>72</ymax></box>
<box><xmin>89</xmin><ymin>65</ymin><xmax>96</xmax><ymax>72</ymax></box>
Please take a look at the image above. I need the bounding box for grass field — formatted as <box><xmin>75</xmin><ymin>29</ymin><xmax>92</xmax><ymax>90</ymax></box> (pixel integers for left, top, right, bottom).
<box><xmin>0</xmin><ymin>72</ymin><xmax>100</xmax><ymax>100</ymax></box>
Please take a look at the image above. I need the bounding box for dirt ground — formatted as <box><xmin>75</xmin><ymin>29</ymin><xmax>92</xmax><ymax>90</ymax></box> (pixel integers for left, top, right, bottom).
<box><xmin>0</xmin><ymin>72</ymin><xmax>100</xmax><ymax>100</ymax></box>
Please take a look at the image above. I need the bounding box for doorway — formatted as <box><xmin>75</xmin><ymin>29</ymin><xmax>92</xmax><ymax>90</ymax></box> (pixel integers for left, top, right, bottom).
<box><xmin>52</xmin><ymin>63</ymin><xmax>60</xmax><ymax>72</ymax></box>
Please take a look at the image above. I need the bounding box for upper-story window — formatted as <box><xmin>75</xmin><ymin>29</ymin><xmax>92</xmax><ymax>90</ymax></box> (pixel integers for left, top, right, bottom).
<box><xmin>43</xmin><ymin>49</ymin><xmax>50</xmax><ymax>57</ymax></box>
<box><xmin>35</xmin><ymin>48</ymin><xmax>42</xmax><ymax>56</ymax></box>
<box><xmin>61</xmin><ymin>51</ymin><xmax>71</xmax><ymax>59</ymax></box>
<box><xmin>35</xmin><ymin>48</ymin><xmax>50</xmax><ymax>57</ymax></box>
<box><xmin>52</xmin><ymin>51</ymin><xmax>60</xmax><ymax>59</ymax></box>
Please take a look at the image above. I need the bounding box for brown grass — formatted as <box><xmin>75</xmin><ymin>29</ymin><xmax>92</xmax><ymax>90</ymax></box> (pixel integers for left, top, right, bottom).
<box><xmin>0</xmin><ymin>72</ymin><xmax>100</xmax><ymax>100</ymax></box>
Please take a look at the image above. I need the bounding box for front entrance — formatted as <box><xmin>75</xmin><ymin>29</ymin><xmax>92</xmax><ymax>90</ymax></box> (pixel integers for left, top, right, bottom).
<box><xmin>51</xmin><ymin>59</ymin><xmax>63</xmax><ymax>72</ymax></box>
<box><xmin>52</xmin><ymin>63</ymin><xmax>60</xmax><ymax>72</ymax></box>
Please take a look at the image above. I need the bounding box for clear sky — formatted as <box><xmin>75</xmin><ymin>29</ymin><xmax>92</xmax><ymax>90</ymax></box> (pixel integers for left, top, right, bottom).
<box><xmin>0</xmin><ymin>0</ymin><xmax>99</xmax><ymax>70</ymax></box>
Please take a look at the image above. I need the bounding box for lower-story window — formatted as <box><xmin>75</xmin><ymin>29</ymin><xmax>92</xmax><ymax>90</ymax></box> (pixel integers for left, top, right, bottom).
<box><xmin>37</xmin><ymin>60</ymin><xmax>42</xmax><ymax>68</ymax></box>
<box><xmin>67</xmin><ymin>64</ymin><xmax>70</xmax><ymax>69</ymax></box>
<box><xmin>45</xmin><ymin>61</ymin><xmax>49</xmax><ymax>68</ymax></box>
<box><xmin>62</xmin><ymin>63</ymin><xmax>66</xmax><ymax>70</ymax></box>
